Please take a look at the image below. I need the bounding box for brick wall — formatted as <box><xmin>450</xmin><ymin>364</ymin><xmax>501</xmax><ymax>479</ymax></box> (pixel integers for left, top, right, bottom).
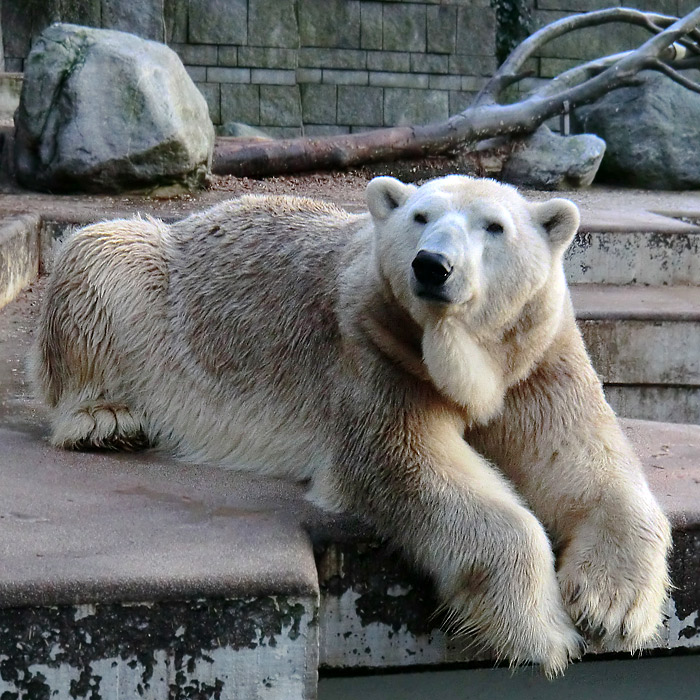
<box><xmin>1</xmin><ymin>0</ymin><xmax>694</xmax><ymax>134</ymax></box>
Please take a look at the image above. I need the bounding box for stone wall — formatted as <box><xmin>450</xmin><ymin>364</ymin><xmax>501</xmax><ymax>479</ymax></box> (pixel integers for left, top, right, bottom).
<box><xmin>2</xmin><ymin>0</ymin><xmax>696</xmax><ymax>133</ymax></box>
<box><xmin>175</xmin><ymin>0</ymin><xmax>498</xmax><ymax>137</ymax></box>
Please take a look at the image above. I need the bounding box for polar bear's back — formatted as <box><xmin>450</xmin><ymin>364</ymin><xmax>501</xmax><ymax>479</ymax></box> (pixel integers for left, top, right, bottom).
<box><xmin>156</xmin><ymin>195</ymin><xmax>366</xmax><ymax>471</ymax></box>
<box><xmin>166</xmin><ymin>194</ymin><xmax>362</xmax><ymax>384</ymax></box>
<box><xmin>34</xmin><ymin>194</ymin><xmax>367</xmax><ymax>475</ymax></box>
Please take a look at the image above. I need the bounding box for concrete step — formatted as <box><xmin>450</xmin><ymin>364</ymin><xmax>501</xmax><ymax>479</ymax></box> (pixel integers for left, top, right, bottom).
<box><xmin>571</xmin><ymin>285</ymin><xmax>700</xmax><ymax>424</ymax></box>
<box><xmin>0</xmin><ymin>427</ymin><xmax>322</xmax><ymax>700</ymax></box>
<box><xmin>0</xmin><ymin>417</ymin><xmax>695</xmax><ymax>693</ymax></box>
<box><xmin>564</xmin><ymin>217</ymin><xmax>700</xmax><ymax>286</ymax></box>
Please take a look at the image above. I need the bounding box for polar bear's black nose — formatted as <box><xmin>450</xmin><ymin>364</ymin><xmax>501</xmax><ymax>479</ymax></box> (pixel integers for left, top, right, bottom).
<box><xmin>412</xmin><ymin>251</ymin><xmax>453</xmax><ymax>286</ymax></box>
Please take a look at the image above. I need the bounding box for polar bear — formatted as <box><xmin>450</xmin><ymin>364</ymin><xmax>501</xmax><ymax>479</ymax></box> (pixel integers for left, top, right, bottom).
<box><xmin>32</xmin><ymin>175</ymin><xmax>671</xmax><ymax>676</ymax></box>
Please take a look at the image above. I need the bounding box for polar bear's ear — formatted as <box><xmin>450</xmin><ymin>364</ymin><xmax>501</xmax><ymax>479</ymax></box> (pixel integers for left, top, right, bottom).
<box><xmin>366</xmin><ymin>177</ymin><xmax>417</xmax><ymax>221</ymax></box>
<box><xmin>531</xmin><ymin>198</ymin><xmax>580</xmax><ymax>250</ymax></box>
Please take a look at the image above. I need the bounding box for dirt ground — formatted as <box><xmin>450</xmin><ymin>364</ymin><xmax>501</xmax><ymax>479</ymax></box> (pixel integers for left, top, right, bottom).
<box><xmin>1</xmin><ymin>166</ymin><xmax>699</xmax><ymax>228</ymax></box>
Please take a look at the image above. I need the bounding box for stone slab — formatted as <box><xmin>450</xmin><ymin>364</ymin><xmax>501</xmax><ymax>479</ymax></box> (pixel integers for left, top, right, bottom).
<box><xmin>571</xmin><ymin>284</ymin><xmax>700</xmax><ymax>322</ymax></box>
<box><xmin>298</xmin><ymin>0</ymin><xmax>360</xmax><ymax>49</ymax></box>
<box><xmin>101</xmin><ymin>0</ymin><xmax>165</xmax><ymax>41</ymax></box>
<box><xmin>383</xmin><ymin>87</ymin><xmax>449</xmax><ymax>126</ymax></box>
<box><xmin>382</xmin><ymin>3</ymin><xmax>426</xmax><ymax>53</ymax></box>
<box><xmin>188</xmin><ymin>0</ymin><xmax>247</xmax><ymax>45</ymax></box>
<box><xmin>248</xmin><ymin>0</ymin><xmax>299</xmax><ymax>49</ymax></box>
<box><xmin>0</xmin><ymin>427</ymin><xmax>320</xmax><ymax>607</ymax></box>
<box><xmin>565</xmin><ymin>228</ymin><xmax>700</xmax><ymax>286</ymax></box>
<box><xmin>580</xmin><ymin>317</ymin><xmax>699</xmax><ymax>386</ymax></box>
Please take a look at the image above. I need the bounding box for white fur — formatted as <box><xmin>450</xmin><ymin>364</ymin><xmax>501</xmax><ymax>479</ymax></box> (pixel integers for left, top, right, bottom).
<box><xmin>422</xmin><ymin>317</ymin><xmax>504</xmax><ymax>423</ymax></box>
<box><xmin>33</xmin><ymin>176</ymin><xmax>671</xmax><ymax>677</ymax></box>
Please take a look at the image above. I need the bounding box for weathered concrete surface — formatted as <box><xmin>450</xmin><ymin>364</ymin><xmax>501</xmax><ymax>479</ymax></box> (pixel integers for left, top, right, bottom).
<box><xmin>604</xmin><ymin>386</ymin><xmax>700</xmax><ymax>427</ymax></box>
<box><xmin>565</xmin><ymin>227</ymin><xmax>700</xmax><ymax>286</ymax></box>
<box><xmin>0</xmin><ymin>427</ymin><xmax>322</xmax><ymax>607</ymax></box>
<box><xmin>572</xmin><ymin>285</ymin><xmax>700</xmax><ymax>323</ymax></box>
<box><xmin>570</xmin><ymin>285</ymin><xmax>700</xmax><ymax>422</ymax></box>
<box><xmin>573</xmin><ymin>288</ymin><xmax>700</xmax><ymax>385</ymax></box>
<box><xmin>0</xmin><ymin>595</ymin><xmax>317</xmax><ymax>700</ymax></box>
<box><xmin>316</xmin><ymin>419</ymin><xmax>700</xmax><ymax>671</ymax></box>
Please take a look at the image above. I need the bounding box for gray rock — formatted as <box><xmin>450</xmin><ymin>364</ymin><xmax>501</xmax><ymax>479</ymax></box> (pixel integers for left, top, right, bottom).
<box><xmin>14</xmin><ymin>23</ymin><xmax>214</xmax><ymax>193</ymax></box>
<box><xmin>576</xmin><ymin>71</ymin><xmax>700</xmax><ymax>190</ymax></box>
<box><xmin>501</xmin><ymin>125</ymin><xmax>606</xmax><ymax>190</ymax></box>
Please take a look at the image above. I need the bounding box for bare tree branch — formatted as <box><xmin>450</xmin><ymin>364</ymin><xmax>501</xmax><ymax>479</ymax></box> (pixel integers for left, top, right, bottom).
<box><xmin>212</xmin><ymin>7</ymin><xmax>700</xmax><ymax>179</ymax></box>
<box><xmin>645</xmin><ymin>58</ymin><xmax>700</xmax><ymax>94</ymax></box>
<box><xmin>475</xmin><ymin>7</ymin><xmax>679</xmax><ymax>105</ymax></box>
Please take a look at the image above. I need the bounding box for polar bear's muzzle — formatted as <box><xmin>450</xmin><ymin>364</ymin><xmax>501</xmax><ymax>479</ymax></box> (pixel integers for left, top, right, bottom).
<box><xmin>412</xmin><ymin>250</ymin><xmax>453</xmax><ymax>287</ymax></box>
<box><xmin>411</xmin><ymin>250</ymin><xmax>454</xmax><ymax>303</ymax></box>
<box><xmin>409</xmin><ymin>213</ymin><xmax>479</xmax><ymax>306</ymax></box>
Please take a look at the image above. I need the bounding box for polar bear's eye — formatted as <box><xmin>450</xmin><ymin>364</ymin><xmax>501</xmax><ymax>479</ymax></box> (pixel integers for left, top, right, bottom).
<box><xmin>413</xmin><ymin>212</ymin><xmax>428</xmax><ymax>225</ymax></box>
<box><xmin>486</xmin><ymin>222</ymin><xmax>504</xmax><ymax>235</ymax></box>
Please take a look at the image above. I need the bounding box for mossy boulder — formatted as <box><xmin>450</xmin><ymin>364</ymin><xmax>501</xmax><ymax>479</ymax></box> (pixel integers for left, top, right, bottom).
<box><xmin>14</xmin><ymin>23</ymin><xmax>214</xmax><ymax>193</ymax></box>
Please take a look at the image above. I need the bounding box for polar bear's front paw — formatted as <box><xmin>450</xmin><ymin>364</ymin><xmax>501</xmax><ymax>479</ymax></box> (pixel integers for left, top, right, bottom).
<box><xmin>449</xmin><ymin>582</ymin><xmax>583</xmax><ymax>677</ymax></box>
<box><xmin>447</xmin><ymin>519</ymin><xmax>584</xmax><ymax>677</ymax></box>
<box><xmin>557</xmin><ymin>513</ymin><xmax>671</xmax><ymax>651</ymax></box>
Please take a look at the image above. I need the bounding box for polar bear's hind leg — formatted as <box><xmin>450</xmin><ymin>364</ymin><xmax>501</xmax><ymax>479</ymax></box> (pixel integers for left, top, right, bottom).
<box><xmin>50</xmin><ymin>395</ymin><xmax>151</xmax><ymax>451</ymax></box>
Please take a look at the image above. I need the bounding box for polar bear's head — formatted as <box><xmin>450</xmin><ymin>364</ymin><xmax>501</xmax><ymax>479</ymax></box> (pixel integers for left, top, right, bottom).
<box><xmin>365</xmin><ymin>175</ymin><xmax>580</xmax><ymax>421</ymax></box>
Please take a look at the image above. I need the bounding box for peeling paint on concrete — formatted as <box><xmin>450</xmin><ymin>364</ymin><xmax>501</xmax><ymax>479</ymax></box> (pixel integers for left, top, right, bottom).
<box><xmin>564</xmin><ymin>230</ymin><xmax>700</xmax><ymax>285</ymax></box>
<box><xmin>316</xmin><ymin>542</ymin><xmax>487</xmax><ymax>670</ymax></box>
<box><xmin>317</xmin><ymin>535</ymin><xmax>700</xmax><ymax>671</ymax></box>
<box><xmin>0</xmin><ymin>596</ymin><xmax>318</xmax><ymax>699</ymax></box>
<box><xmin>668</xmin><ymin>602</ymin><xmax>700</xmax><ymax>649</ymax></box>
<box><xmin>669</xmin><ymin>528</ymin><xmax>700</xmax><ymax>644</ymax></box>
<box><xmin>321</xmin><ymin>586</ymin><xmax>448</xmax><ymax>668</ymax></box>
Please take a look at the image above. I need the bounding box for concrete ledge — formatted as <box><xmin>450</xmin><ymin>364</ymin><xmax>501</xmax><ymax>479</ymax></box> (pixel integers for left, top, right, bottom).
<box><xmin>0</xmin><ymin>427</ymin><xmax>322</xmax><ymax>699</ymax></box>
<box><xmin>0</xmin><ymin>214</ymin><xmax>41</xmax><ymax>310</ymax></box>
<box><xmin>315</xmin><ymin>419</ymin><xmax>700</xmax><ymax>670</ymax></box>
<box><xmin>570</xmin><ymin>285</ymin><xmax>700</xmax><ymax>422</ymax></box>
<box><xmin>0</xmin><ymin>420</ymin><xmax>697</xmax><ymax>680</ymax></box>
<box><xmin>565</xmin><ymin>228</ymin><xmax>700</xmax><ymax>286</ymax></box>
<box><xmin>572</xmin><ymin>285</ymin><xmax>700</xmax><ymax>322</ymax></box>
<box><xmin>603</xmin><ymin>385</ymin><xmax>700</xmax><ymax>426</ymax></box>
<box><xmin>0</xmin><ymin>428</ymin><xmax>321</xmax><ymax>607</ymax></box>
